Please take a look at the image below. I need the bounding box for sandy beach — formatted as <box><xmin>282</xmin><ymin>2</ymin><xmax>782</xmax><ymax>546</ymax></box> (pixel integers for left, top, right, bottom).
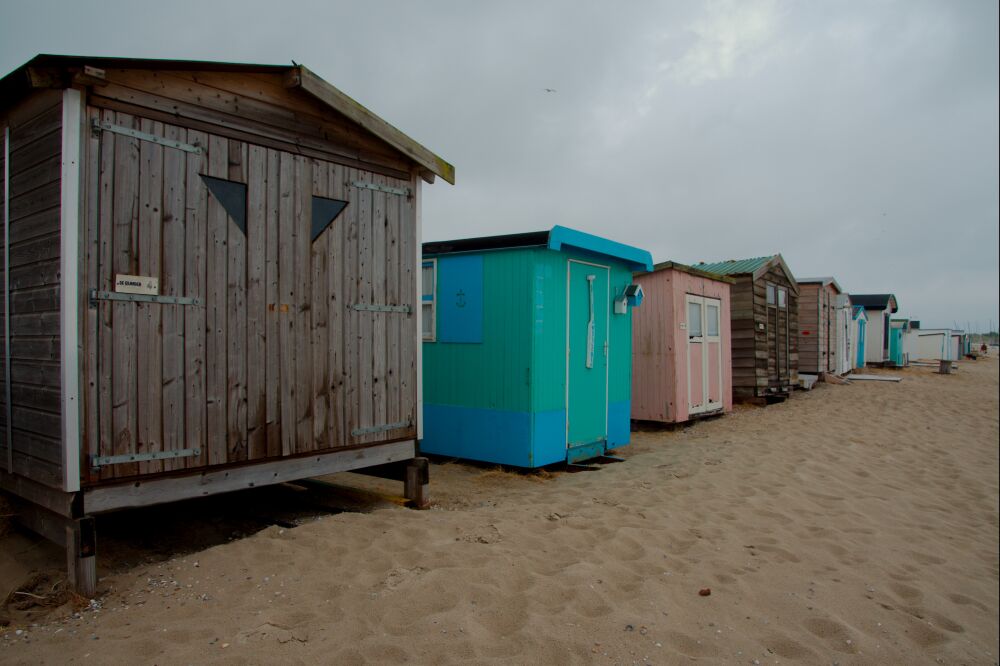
<box><xmin>1</xmin><ymin>356</ymin><xmax>997</xmax><ymax>664</ymax></box>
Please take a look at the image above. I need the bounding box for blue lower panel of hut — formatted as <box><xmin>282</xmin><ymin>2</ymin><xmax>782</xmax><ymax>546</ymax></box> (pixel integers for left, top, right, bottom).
<box><xmin>422</xmin><ymin>404</ymin><xmax>629</xmax><ymax>467</ymax></box>
<box><xmin>607</xmin><ymin>400</ymin><xmax>631</xmax><ymax>449</ymax></box>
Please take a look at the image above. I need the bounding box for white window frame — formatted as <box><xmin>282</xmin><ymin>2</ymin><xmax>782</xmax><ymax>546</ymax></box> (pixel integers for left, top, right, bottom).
<box><xmin>421</xmin><ymin>258</ymin><xmax>437</xmax><ymax>342</ymax></box>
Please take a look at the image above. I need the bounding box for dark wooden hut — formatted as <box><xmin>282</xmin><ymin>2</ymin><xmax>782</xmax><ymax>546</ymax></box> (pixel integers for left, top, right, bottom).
<box><xmin>0</xmin><ymin>55</ymin><xmax>454</xmax><ymax>592</ymax></box>
<box><xmin>694</xmin><ymin>255</ymin><xmax>799</xmax><ymax>402</ymax></box>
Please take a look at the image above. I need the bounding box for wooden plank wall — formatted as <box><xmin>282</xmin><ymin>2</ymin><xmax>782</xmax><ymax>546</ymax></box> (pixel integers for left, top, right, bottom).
<box><xmin>85</xmin><ymin>107</ymin><xmax>416</xmax><ymax>484</ymax></box>
<box><xmin>0</xmin><ymin>90</ymin><xmax>65</xmax><ymax>488</ymax></box>
<box><xmin>89</xmin><ymin>69</ymin><xmax>412</xmax><ymax>183</ymax></box>
<box><xmin>730</xmin><ymin>266</ymin><xmax>799</xmax><ymax>399</ymax></box>
<box><xmin>798</xmin><ymin>283</ymin><xmax>822</xmax><ymax>374</ymax></box>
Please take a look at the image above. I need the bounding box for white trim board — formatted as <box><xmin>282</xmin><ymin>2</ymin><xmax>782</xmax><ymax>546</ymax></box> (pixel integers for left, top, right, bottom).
<box><xmin>60</xmin><ymin>88</ymin><xmax>83</xmax><ymax>492</ymax></box>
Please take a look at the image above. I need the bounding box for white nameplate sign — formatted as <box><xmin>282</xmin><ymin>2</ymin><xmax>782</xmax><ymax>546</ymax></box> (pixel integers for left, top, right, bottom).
<box><xmin>115</xmin><ymin>274</ymin><xmax>159</xmax><ymax>296</ymax></box>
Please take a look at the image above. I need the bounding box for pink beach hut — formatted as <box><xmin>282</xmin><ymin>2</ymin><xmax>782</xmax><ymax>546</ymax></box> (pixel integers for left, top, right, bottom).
<box><xmin>631</xmin><ymin>262</ymin><xmax>734</xmax><ymax>424</ymax></box>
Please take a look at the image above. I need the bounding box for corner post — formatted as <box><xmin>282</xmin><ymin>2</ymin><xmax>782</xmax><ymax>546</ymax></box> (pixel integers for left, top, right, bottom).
<box><xmin>404</xmin><ymin>457</ymin><xmax>429</xmax><ymax>509</ymax></box>
<box><xmin>66</xmin><ymin>516</ymin><xmax>97</xmax><ymax>597</ymax></box>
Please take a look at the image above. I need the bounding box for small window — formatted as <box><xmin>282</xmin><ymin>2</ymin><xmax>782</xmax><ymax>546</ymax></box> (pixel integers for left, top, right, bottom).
<box><xmin>421</xmin><ymin>260</ymin><xmax>436</xmax><ymax>341</ymax></box>
<box><xmin>766</xmin><ymin>283</ymin><xmax>776</xmax><ymax>305</ymax></box>
<box><xmin>777</xmin><ymin>287</ymin><xmax>787</xmax><ymax>308</ymax></box>
<box><xmin>706</xmin><ymin>304</ymin><xmax>719</xmax><ymax>337</ymax></box>
<box><xmin>687</xmin><ymin>301</ymin><xmax>703</xmax><ymax>337</ymax></box>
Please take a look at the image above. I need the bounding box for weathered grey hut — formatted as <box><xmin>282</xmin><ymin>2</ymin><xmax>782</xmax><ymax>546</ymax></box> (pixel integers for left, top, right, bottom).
<box><xmin>695</xmin><ymin>255</ymin><xmax>799</xmax><ymax>402</ymax></box>
<box><xmin>1</xmin><ymin>55</ymin><xmax>453</xmax><ymax>592</ymax></box>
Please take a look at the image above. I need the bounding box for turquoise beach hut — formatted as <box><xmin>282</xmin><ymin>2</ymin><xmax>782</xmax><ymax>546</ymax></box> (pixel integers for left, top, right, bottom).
<box><xmin>420</xmin><ymin>226</ymin><xmax>653</xmax><ymax>467</ymax></box>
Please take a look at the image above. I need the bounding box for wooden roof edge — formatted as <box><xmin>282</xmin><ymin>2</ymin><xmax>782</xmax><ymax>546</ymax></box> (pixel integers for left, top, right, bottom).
<box><xmin>646</xmin><ymin>260</ymin><xmax>736</xmax><ymax>284</ymax></box>
<box><xmin>288</xmin><ymin>65</ymin><xmax>455</xmax><ymax>185</ymax></box>
<box><xmin>751</xmin><ymin>254</ymin><xmax>799</xmax><ymax>295</ymax></box>
<box><xmin>1</xmin><ymin>55</ymin><xmax>455</xmax><ymax>185</ymax></box>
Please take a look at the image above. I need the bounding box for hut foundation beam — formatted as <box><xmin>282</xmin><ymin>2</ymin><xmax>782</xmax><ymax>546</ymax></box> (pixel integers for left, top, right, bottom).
<box><xmin>404</xmin><ymin>457</ymin><xmax>429</xmax><ymax>509</ymax></box>
<box><xmin>7</xmin><ymin>497</ymin><xmax>97</xmax><ymax>597</ymax></box>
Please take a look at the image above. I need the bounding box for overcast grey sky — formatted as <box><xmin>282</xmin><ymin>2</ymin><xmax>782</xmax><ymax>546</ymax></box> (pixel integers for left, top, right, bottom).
<box><xmin>2</xmin><ymin>0</ymin><xmax>997</xmax><ymax>330</ymax></box>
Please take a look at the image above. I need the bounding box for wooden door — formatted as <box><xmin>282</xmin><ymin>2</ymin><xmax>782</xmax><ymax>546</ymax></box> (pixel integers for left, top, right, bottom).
<box><xmin>84</xmin><ymin>109</ymin><xmax>415</xmax><ymax>482</ymax></box>
<box><xmin>766</xmin><ymin>284</ymin><xmax>790</xmax><ymax>391</ymax></box>
<box><xmin>686</xmin><ymin>295</ymin><xmax>723</xmax><ymax>415</ymax></box>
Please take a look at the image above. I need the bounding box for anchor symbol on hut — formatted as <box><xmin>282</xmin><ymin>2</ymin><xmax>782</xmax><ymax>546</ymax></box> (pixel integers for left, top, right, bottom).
<box><xmin>455</xmin><ymin>290</ymin><xmax>467</xmax><ymax>308</ymax></box>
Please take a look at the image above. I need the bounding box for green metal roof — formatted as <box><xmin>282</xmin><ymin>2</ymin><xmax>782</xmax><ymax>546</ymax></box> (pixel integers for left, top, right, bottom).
<box><xmin>693</xmin><ymin>256</ymin><xmax>775</xmax><ymax>276</ymax></box>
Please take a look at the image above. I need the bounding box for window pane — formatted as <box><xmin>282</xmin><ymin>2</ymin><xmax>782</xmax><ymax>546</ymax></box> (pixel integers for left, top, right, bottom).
<box><xmin>421</xmin><ymin>264</ymin><xmax>435</xmax><ymax>298</ymax></box>
<box><xmin>687</xmin><ymin>302</ymin><xmax>703</xmax><ymax>337</ymax></box>
<box><xmin>778</xmin><ymin>288</ymin><xmax>786</xmax><ymax>308</ymax></box>
<box><xmin>706</xmin><ymin>304</ymin><xmax>719</xmax><ymax>336</ymax></box>
<box><xmin>766</xmin><ymin>284</ymin><xmax>775</xmax><ymax>305</ymax></box>
<box><xmin>422</xmin><ymin>303</ymin><xmax>433</xmax><ymax>340</ymax></box>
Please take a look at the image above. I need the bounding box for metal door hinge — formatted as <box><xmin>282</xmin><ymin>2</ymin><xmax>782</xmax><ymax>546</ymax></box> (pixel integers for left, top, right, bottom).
<box><xmin>91</xmin><ymin>119</ymin><xmax>203</xmax><ymax>154</ymax></box>
<box><xmin>90</xmin><ymin>290</ymin><xmax>202</xmax><ymax>307</ymax></box>
<box><xmin>91</xmin><ymin>448</ymin><xmax>200</xmax><ymax>470</ymax></box>
<box><xmin>352</xmin><ymin>180</ymin><xmax>410</xmax><ymax>197</ymax></box>
<box><xmin>351</xmin><ymin>420</ymin><xmax>412</xmax><ymax>437</ymax></box>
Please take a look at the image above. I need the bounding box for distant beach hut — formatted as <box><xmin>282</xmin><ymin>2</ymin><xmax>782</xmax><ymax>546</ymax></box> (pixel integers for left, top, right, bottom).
<box><xmin>631</xmin><ymin>261</ymin><xmax>734</xmax><ymax>424</ymax></box>
<box><xmin>420</xmin><ymin>226</ymin><xmax>653</xmax><ymax>467</ymax></box>
<box><xmin>849</xmin><ymin>294</ymin><xmax>899</xmax><ymax>366</ymax></box>
<box><xmin>694</xmin><ymin>255</ymin><xmax>799</xmax><ymax>402</ymax></box>
<box><xmin>951</xmin><ymin>330</ymin><xmax>965</xmax><ymax>360</ymax></box>
<box><xmin>834</xmin><ymin>294</ymin><xmax>854</xmax><ymax>375</ymax></box>
<box><xmin>797</xmin><ymin>277</ymin><xmax>844</xmax><ymax>376</ymax></box>
<box><xmin>889</xmin><ymin>319</ymin><xmax>911</xmax><ymax>367</ymax></box>
<box><xmin>852</xmin><ymin>305</ymin><xmax>869</xmax><ymax>369</ymax></box>
<box><xmin>911</xmin><ymin>328</ymin><xmax>952</xmax><ymax>361</ymax></box>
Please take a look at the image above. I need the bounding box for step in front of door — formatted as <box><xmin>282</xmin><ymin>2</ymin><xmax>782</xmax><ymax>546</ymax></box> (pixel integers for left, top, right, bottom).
<box><xmin>566</xmin><ymin>438</ymin><xmax>607</xmax><ymax>464</ymax></box>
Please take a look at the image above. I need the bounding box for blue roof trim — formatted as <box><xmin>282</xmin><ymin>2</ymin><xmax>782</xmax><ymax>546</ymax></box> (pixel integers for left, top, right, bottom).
<box><xmin>547</xmin><ymin>225</ymin><xmax>654</xmax><ymax>272</ymax></box>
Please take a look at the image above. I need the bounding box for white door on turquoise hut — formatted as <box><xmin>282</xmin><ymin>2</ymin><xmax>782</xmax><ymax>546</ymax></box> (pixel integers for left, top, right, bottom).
<box><xmin>686</xmin><ymin>295</ymin><xmax>723</xmax><ymax>415</ymax></box>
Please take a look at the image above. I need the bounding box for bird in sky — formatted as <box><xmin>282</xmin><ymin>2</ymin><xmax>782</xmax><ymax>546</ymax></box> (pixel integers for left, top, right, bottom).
<box><xmin>543</xmin><ymin>88</ymin><xmax>557</xmax><ymax>93</ymax></box>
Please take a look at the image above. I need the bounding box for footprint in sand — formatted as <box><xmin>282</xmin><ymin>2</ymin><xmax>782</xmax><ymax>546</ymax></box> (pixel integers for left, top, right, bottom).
<box><xmin>802</xmin><ymin>617</ymin><xmax>859</xmax><ymax>654</ymax></box>
<box><xmin>888</xmin><ymin>581</ymin><xmax>923</xmax><ymax>603</ymax></box>
<box><xmin>946</xmin><ymin>592</ymin><xmax>990</xmax><ymax>612</ymax></box>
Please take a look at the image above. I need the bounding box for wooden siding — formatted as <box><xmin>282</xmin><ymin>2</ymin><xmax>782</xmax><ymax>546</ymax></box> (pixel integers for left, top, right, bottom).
<box><xmin>729</xmin><ymin>263</ymin><xmax>798</xmax><ymax>400</ymax></box>
<box><xmin>798</xmin><ymin>283</ymin><xmax>840</xmax><ymax>375</ymax></box>
<box><xmin>88</xmin><ymin>69</ymin><xmax>414</xmax><ymax>182</ymax></box>
<box><xmin>82</xmin><ymin>105</ymin><xmax>417</xmax><ymax>485</ymax></box>
<box><xmin>0</xmin><ymin>90</ymin><xmax>64</xmax><ymax>488</ymax></box>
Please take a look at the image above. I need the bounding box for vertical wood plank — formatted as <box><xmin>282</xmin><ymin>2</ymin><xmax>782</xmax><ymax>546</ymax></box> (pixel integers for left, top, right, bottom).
<box><xmin>385</xmin><ymin>176</ymin><xmax>401</xmax><ymax>429</ymax></box>
<box><xmin>110</xmin><ymin>112</ymin><xmax>139</xmax><ymax>479</ymax></box>
<box><xmin>82</xmin><ymin>106</ymin><xmax>101</xmax><ymax>484</ymax></box>
<box><xmin>183</xmin><ymin>129</ymin><xmax>208</xmax><ymax>469</ymax></box>
<box><xmin>343</xmin><ymin>169</ymin><xmax>360</xmax><ymax>446</ymax></box>
<box><xmin>160</xmin><ymin>123</ymin><xmax>186</xmax><ymax>472</ymax></box>
<box><xmin>226</xmin><ymin>140</ymin><xmax>248</xmax><ymax>463</ymax></box>
<box><xmin>277</xmin><ymin>151</ymin><xmax>296</xmax><ymax>457</ymax></box>
<box><xmin>356</xmin><ymin>174</ymin><xmax>373</xmax><ymax>442</ymax></box>
<box><xmin>371</xmin><ymin>174</ymin><xmax>388</xmax><ymax>442</ymax></box>
<box><xmin>398</xmin><ymin>176</ymin><xmax>416</xmax><ymax>436</ymax></box>
<box><xmin>264</xmin><ymin>148</ymin><xmax>281</xmax><ymax>457</ymax></box>
<box><xmin>136</xmin><ymin>118</ymin><xmax>164</xmax><ymax>475</ymax></box>
<box><xmin>96</xmin><ymin>109</ymin><xmax>115</xmax><ymax>480</ymax></box>
<box><xmin>246</xmin><ymin>145</ymin><xmax>267</xmax><ymax>459</ymax></box>
<box><xmin>205</xmin><ymin>135</ymin><xmax>228</xmax><ymax>466</ymax></box>
<box><xmin>327</xmin><ymin>163</ymin><xmax>345</xmax><ymax>448</ymax></box>
<box><xmin>310</xmin><ymin>160</ymin><xmax>329</xmax><ymax>450</ymax></box>
<box><xmin>294</xmin><ymin>156</ymin><xmax>313</xmax><ymax>453</ymax></box>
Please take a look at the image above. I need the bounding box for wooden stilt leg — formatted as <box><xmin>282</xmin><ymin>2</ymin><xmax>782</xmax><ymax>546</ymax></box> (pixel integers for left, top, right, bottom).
<box><xmin>404</xmin><ymin>457</ymin><xmax>429</xmax><ymax>509</ymax></box>
<box><xmin>66</xmin><ymin>517</ymin><xmax>97</xmax><ymax>597</ymax></box>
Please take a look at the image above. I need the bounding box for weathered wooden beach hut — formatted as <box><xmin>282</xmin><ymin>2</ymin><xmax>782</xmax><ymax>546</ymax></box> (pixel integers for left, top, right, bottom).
<box><xmin>849</xmin><ymin>294</ymin><xmax>898</xmax><ymax>366</ymax></box>
<box><xmin>694</xmin><ymin>255</ymin><xmax>799</xmax><ymax>402</ymax></box>
<box><xmin>420</xmin><ymin>226</ymin><xmax>652</xmax><ymax>467</ymax></box>
<box><xmin>852</xmin><ymin>305</ymin><xmax>868</xmax><ymax>369</ymax></box>
<box><xmin>0</xmin><ymin>55</ymin><xmax>454</xmax><ymax>592</ymax></box>
<box><xmin>796</xmin><ymin>277</ymin><xmax>843</xmax><ymax>376</ymax></box>
<box><xmin>631</xmin><ymin>261</ymin><xmax>733</xmax><ymax>424</ymax></box>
